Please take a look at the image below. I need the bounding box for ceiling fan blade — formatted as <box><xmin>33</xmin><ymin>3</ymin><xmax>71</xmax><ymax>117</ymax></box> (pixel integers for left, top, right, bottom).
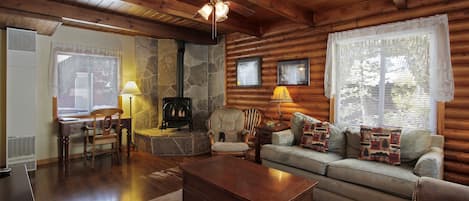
<box><xmin>226</xmin><ymin>1</ymin><xmax>255</xmax><ymax>17</ymax></box>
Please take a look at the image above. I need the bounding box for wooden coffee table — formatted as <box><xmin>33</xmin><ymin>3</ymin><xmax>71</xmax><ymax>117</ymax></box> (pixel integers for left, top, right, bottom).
<box><xmin>181</xmin><ymin>156</ymin><xmax>318</xmax><ymax>201</ymax></box>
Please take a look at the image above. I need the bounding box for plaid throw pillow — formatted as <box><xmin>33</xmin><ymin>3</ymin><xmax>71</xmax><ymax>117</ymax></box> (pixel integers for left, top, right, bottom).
<box><xmin>300</xmin><ymin>121</ymin><xmax>330</xmax><ymax>152</ymax></box>
<box><xmin>359</xmin><ymin>125</ymin><xmax>401</xmax><ymax>165</ymax></box>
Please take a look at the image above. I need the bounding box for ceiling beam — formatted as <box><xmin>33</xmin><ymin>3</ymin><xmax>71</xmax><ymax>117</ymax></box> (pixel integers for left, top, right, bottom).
<box><xmin>393</xmin><ymin>0</ymin><xmax>407</xmax><ymax>9</ymax></box>
<box><xmin>238</xmin><ymin>0</ymin><xmax>314</xmax><ymax>26</ymax></box>
<box><xmin>0</xmin><ymin>0</ymin><xmax>217</xmax><ymax>44</ymax></box>
<box><xmin>0</xmin><ymin>7</ymin><xmax>62</xmax><ymax>36</ymax></box>
<box><xmin>122</xmin><ymin>0</ymin><xmax>261</xmax><ymax>36</ymax></box>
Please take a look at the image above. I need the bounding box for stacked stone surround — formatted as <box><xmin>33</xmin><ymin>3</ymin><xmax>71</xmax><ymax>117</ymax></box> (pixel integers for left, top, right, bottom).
<box><xmin>208</xmin><ymin>37</ymin><xmax>225</xmax><ymax>113</ymax></box>
<box><xmin>134</xmin><ymin>36</ymin><xmax>158</xmax><ymax>130</ymax></box>
<box><xmin>184</xmin><ymin>43</ymin><xmax>209</xmax><ymax>130</ymax></box>
<box><xmin>133</xmin><ymin>37</ymin><xmax>225</xmax><ymax>130</ymax></box>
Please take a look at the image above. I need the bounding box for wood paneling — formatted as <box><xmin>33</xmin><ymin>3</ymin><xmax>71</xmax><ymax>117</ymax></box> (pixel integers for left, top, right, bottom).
<box><xmin>0</xmin><ymin>0</ymin><xmax>215</xmax><ymax>44</ymax></box>
<box><xmin>226</xmin><ymin>0</ymin><xmax>469</xmax><ymax>185</ymax></box>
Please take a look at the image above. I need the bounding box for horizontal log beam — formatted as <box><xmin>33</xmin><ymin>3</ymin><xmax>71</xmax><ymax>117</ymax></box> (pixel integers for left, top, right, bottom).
<box><xmin>239</xmin><ymin>0</ymin><xmax>314</xmax><ymax>26</ymax></box>
<box><xmin>393</xmin><ymin>0</ymin><xmax>408</xmax><ymax>9</ymax></box>
<box><xmin>122</xmin><ymin>0</ymin><xmax>261</xmax><ymax>36</ymax></box>
<box><xmin>0</xmin><ymin>0</ymin><xmax>216</xmax><ymax>44</ymax></box>
<box><xmin>0</xmin><ymin>7</ymin><xmax>62</xmax><ymax>36</ymax></box>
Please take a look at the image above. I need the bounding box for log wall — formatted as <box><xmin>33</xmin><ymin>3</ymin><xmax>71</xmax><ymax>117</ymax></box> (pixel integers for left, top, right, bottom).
<box><xmin>225</xmin><ymin>0</ymin><xmax>469</xmax><ymax>185</ymax></box>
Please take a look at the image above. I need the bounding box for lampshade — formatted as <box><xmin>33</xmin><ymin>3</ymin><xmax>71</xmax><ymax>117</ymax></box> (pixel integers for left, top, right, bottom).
<box><xmin>271</xmin><ymin>86</ymin><xmax>293</xmax><ymax>103</ymax></box>
<box><xmin>121</xmin><ymin>81</ymin><xmax>142</xmax><ymax>95</ymax></box>
<box><xmin>198</xmin><ymin>3</ymin><xmax>213</xmax><ymax>20</ymax></box>
<box><xmin>215</xmin><ymin>1</ymin><xmax>229</xmax><ymax>22</ymax></box>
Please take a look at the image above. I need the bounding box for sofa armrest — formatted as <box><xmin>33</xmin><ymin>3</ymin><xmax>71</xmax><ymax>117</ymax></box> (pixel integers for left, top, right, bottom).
<box><xmin>272</xmin><ymin>129</ymin><xmax>294</xmax><ymax>146</ymax></box>
<box><xmin>413</xmin><ymin>177</ymin><xmax>469</xmax><ymax>201</ymax></box>
<box><xmin>413</xmin><ymin>147</ymin><xmax>444</xmax><ymax>179</ymax></box>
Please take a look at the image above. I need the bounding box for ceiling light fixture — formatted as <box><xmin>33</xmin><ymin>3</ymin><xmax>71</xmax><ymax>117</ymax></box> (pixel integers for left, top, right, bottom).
<box><xmin>197</xmin><ymin>0</ymin><xmax>230</xmax><ymax>39</ymax></box>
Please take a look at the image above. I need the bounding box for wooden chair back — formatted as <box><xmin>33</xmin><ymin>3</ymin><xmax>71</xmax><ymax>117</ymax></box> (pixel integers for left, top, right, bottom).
<box><xmin>243</xmin><ymin>108</ymin><xmax>263</xmax><ymax>138</ymax></box>
<box><xmin>90</xmin><ymin>108</ymin><xmax>123</xmax><ymax>137</ymax></box>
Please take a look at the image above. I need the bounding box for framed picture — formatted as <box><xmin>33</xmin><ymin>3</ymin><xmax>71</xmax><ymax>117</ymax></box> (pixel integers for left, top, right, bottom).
<box><xmin>236</xmin><ymin>57</ymin><xmax>262</xmax><ymax>87</ymax></box>
<box><xmin>277</xmin><ymin>58</ymin><xmax>310</xmax><ymax>86</ymax></box>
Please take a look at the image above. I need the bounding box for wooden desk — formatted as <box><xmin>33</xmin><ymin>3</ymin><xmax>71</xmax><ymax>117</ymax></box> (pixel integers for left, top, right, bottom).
<box><xmin>181</xmin><ymin>156</ymin><xmax>317</xmax><ymax>201</ymax></box>
<box><xmin>58</xmin><ymin>117</ymin><xmax>132</xmax><ymax>163</ymax></box>
<box><xmin>0</xmin><ymin>165</ymin><xmax>34</xmax><ymax>201</ymax></box>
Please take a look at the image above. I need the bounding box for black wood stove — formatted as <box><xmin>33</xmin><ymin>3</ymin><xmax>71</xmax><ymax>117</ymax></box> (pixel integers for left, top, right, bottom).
<box><xmin>160</xmin><ymin>40</ymin><xmax>193</xmax><ymax>130</ymax></box>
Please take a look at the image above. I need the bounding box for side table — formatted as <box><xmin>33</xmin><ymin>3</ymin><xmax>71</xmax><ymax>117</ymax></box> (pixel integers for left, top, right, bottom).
<box><xmin>255</xmin><ymin>124</ymin><xmax>290</xmax><ymax>163</ymax></box>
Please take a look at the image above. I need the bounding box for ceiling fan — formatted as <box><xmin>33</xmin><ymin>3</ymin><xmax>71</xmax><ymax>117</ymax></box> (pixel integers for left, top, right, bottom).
<box><xmin>195</xmin><ymin>0</ymin><xmax>255</xmax><ymax>39</ymax></box>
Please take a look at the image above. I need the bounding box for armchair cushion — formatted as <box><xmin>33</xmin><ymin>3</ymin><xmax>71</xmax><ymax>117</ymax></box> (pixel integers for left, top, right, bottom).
<box><xmin>413</xmin><ymin>147</ymin><xmax>444</xmax><ymax>179</ymax></box>
<box><xmin>211</xmin><ymin>142</ymin><xmax>249</xmax><ymax>152</ymax></box>
<box><xmin>207</xmin><ymin>108</ymin><xmax>245</xmax><ymax>143</ymax></box>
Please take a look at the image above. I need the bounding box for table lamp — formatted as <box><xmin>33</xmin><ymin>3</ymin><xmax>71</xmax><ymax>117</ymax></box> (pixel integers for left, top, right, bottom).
<box><xmin>120</xmin><ymin>81</ymin><xmax>142</xmax><ymax>118</ymax></box>
<box><xmin>271</xmin><ymin>86</ymin><xmax>293</xmax><ymax>125</ymax></box>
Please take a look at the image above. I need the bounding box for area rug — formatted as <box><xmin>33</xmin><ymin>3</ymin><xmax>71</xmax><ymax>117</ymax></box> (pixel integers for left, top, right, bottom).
<box><xmin>147</xmin><ymin>166</ymin><xmax>182</xmax><ymax>181</ymax></box>
<box><xmin>149</xmin><ymin>189</ymin><xmax>182</xmax><ymax>201</ymax></box>
<box><xmin>147</xmin><ymin>167</ymin><xmax>183</xmax><ymax>201</ymax></box>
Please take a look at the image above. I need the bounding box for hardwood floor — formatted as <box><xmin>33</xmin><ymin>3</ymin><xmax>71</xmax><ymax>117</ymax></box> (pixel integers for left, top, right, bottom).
<box><xmin>30</xmin><ymin>152</ymin><xmax>208</xmax><ymax>201</ymax></box>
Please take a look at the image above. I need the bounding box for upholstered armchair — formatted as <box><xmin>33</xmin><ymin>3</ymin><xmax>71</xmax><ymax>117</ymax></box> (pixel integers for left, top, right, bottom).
<box><xmin>207</xmin><ymin>108</ymin><xmax>249</xmax><ymax>157</ymax></box>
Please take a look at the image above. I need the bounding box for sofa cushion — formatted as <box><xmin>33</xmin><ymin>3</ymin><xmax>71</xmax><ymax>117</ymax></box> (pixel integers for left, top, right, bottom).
<box><xmin>327</xmin><ymin>159</ymin><xmax>418</xmax><ymax>199</ymax></box>
<box><xmin>211</xmin><ymin>142</ymin><xmax>249</xmax><ymax>152</ymax></box>
<box><xmin>329</xmin><ymin>123</ymin><xmax>346</xmax><ymax>157</ymax></box>
<box><xmin>359</xmin><ymin>126</ymin><xmax>402</xmax><ymax>165</ymax></box>
<box><xmin>290</xmin><ymin>112</ymin><xmax>321</xmax><ymax>145</ymax></box>
<box><xmin>272</xmin><ymin>129</ymin><xmax>294</xmax><ymax>146</ymax></box>
<box><xmin>301</xmin><ymin>121</ymin><xmax>330</xmax><ymax>152</ymax></box>
<box><xmin>261</xmin><ymin>144</ymin><xmax>342</xmax><ymax>175</ymax></box>
<box><xmin>400</xmin><ymin>128</ymin><xmax>432</xmax><ymax>162</ymax></box>
<box><xmin>345</xmin><ymin>127</ymin><xmax>361</xmax><ymax>158</ymax></box>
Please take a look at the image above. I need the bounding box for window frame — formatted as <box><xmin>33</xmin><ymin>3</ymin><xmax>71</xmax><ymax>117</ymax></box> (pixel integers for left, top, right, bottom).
<box><xmin>54</xmin><ymin>51</ymin><xmax>122</xmax><ymax>118</ymax></box>
<box><xmin>331</xmin><ymin>32</ymin><xmax>439</xmax><ymax>132</ymax></box>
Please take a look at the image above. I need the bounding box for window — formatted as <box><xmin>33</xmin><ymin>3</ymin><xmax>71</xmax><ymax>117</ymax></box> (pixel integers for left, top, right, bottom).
<box><xmin>325</xmin><ymin>15</ymin><xmax>454</xmax><ymax>132</ymax></box>
<box><xmin>335</xmin><ymin>34</ymin><xmax>434</xmax><ymax>130</ymax></box>
<box><xmin>56</xmin><ymin>52</ymin><xmax>119</xmax><ymax>116</ymax></box>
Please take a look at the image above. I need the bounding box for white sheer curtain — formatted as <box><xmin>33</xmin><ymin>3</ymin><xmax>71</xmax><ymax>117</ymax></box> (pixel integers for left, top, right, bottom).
<box><xmin>49</xmin><ymin>42</ymin><xmax>122</xmax><ymax>97</ymax></box>
<box><xmin>325</xmin><ymin>14</ymin><xmax>454</xmax><ymax>102</ymax></box>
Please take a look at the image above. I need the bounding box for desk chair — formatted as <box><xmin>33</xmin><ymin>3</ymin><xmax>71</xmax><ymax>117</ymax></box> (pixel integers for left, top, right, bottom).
<box><xmin>84</xmin><ymin>108</ymin><xmax>123</xmax><ymax>168</ymax></box>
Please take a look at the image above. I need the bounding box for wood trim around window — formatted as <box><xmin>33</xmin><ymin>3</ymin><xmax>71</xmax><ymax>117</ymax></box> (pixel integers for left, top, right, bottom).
<box><xmin>437</xmin><ymin>102</ymin><xmax>445</xmax><ymax>135</ymax></box>
<box><xmin>52</xmin><ymin>96</ymin><xmax>58</xmax><ymax>120</ymax></box>
<box><xmin>53</xmin><ymin>96</ymin><xmax>124</xmax><ymax>121</ymax></box>
<box><xmin>329</xmin><ymin>97</ymin><xmax>335</xmax><ymax>123</ymax></box>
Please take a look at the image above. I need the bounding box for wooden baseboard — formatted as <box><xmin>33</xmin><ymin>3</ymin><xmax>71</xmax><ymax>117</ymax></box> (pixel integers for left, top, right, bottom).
<box><xmin>37</xmin><ymin>146</ymin><xmax>131</xmax><ymax>166</ymax></box>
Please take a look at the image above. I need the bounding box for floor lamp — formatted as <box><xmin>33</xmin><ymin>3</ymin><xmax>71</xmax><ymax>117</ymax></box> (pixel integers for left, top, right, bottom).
<box><xmin>121</xmin><ymin>81</ymin><xmax>142</xmax><ymax>150</ymax></box>
<box><xmin>121</xmin><ymin>81</ymin><xmax>142</xmax><ymax>119</ymax></box>
<box><xmin>271</xmin><ymin>86</ymin><xmax>293</xmax><ymax>126</ymax></box>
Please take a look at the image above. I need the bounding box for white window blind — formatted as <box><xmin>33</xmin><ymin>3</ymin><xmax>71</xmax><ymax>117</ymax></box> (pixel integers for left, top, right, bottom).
<box><xmin>335</xmin><ymin>34</ymin><xmax>435</xmax><ymax>131</ymax></box>
<box><xmin>56</xmin><ymin>52</ymin><xmax>119</xmax><ymax>116</ymax></box>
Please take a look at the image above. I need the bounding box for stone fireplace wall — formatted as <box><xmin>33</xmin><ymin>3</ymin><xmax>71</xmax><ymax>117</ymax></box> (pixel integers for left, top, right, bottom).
<box><xmin>133</xmin><ymin>37</ymin><xmax>225</xmax><ymax>130</ymax></box>
<box><xmin>134</xmin><ymin>36</ymin><xmax>158</xmax><ymax>130</ymax></box>
<box><xmin>157</xmin><ymin>39</ymin><xmax>178</xmax><ymax>129</ymax></box>
<box><xmin>184</xmin><ymin>43</ymin><xmax>209</xmax><ymax>130</ymax></box>
<box><xmin>208</xmin><ymin>37</ymin><xmax>225</xmax><ymax>113</ymax></box>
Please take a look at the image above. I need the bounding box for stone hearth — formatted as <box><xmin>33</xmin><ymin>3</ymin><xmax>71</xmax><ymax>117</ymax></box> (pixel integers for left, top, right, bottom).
<box><xmin>134</xmin><ymin>128</ymin><xmax>210</xmax><ymax>156</ymax></box>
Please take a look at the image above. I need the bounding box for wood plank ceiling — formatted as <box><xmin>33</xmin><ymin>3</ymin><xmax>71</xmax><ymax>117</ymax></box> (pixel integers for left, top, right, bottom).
<box><xmin>0</xmin><ymin>0</ymin><xmax>374</xmax><ymax>44</ymax></box>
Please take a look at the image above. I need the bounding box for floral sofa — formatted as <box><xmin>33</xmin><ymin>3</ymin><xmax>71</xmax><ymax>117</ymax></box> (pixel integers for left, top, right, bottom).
<box><xmin>260</xmin><ymin>112</ymin><xmax>444</xmax><ymax>201</ymax></box>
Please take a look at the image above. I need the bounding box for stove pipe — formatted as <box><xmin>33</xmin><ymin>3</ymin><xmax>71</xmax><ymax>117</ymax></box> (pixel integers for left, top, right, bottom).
<box><xmin>176</xmin><ymin>40</ymin><xmax>185</xmax><ymax>97</ymax></box>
